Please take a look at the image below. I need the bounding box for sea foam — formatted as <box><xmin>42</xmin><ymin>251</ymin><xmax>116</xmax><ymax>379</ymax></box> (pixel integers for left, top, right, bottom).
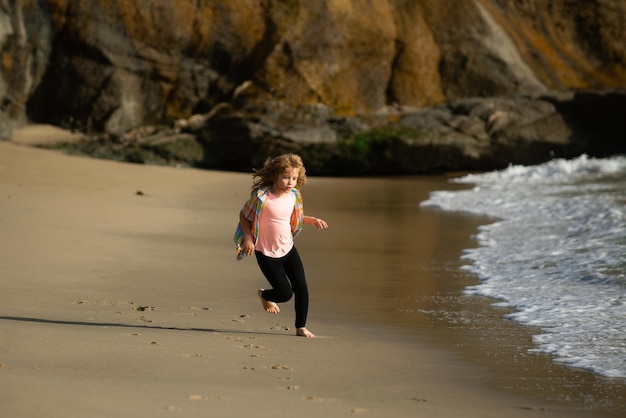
<box><xmin>421</xmin><ymin>155</ymin><xmax>626</xmax><ymax>378</ymax></box>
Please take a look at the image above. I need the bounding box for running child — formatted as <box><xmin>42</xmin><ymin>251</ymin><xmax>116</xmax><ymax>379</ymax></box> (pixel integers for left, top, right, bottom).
<box><xmin>234</xmin><ymin>154</ymin><xmax>328</xmax><ymax>338</ymax></box>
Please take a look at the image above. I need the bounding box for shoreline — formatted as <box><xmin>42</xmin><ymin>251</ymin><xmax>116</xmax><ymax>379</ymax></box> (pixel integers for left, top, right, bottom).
<box><xmin>1</xmin><ymin>135</ymin><xmax>624</xmax><ymax>417</ymax></box>
<box><xmin>299</xmin><ymin>175</ymin><xmax>626</xmax><ymax>415</ymax></box>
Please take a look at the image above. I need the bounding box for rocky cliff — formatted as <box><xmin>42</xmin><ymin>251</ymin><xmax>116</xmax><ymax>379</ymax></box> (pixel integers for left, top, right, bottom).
<box><xmin>1</xmin><ymin>0</ymin><xmax>625</xmax><ymax>173</ymax></box>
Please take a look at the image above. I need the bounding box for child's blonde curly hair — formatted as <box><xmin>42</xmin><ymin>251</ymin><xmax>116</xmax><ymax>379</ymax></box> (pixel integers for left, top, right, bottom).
<box><xmin>252</xmin><ymin>154</ymin><xmax>307</xmax><ymax>190</ymax></box>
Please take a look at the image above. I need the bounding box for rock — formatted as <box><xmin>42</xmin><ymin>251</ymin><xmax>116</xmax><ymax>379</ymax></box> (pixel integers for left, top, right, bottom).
<box><xmin>546</xmin><ymin>90</ymin><xmax>626</xmax><ymax>156</ymax></box>
<box><xmin>1</xmin><ymin>0</ymin><xmax>626</xmax><ymax>135</ymax></box>
<box><xmin>1</xmin><ymin>1</ymin><xmax>625</xmax><ymax>174</ymax></box>
<box><xmin>189</xmin><ymin>90</ymin><xmax>623</xmax><ymax>174</ymax></box>
<box><xmin>40</xmin><ymin>89</ymin><xmax>624</xmax><ymax>175</ymax></box>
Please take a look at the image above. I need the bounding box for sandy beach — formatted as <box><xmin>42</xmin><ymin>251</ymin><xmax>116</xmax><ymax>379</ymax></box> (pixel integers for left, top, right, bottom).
<box><xmin>1</xmin><ymin>128</ymin><xmax>624</xmax><ymax>417</ymax></box>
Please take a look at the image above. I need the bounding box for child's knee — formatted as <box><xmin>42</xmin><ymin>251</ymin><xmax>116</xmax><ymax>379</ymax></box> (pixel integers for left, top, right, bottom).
<box><xmin>275</xmin><ymin>289</ymin><xmax>293</xmax><ymax>302</ymax></box>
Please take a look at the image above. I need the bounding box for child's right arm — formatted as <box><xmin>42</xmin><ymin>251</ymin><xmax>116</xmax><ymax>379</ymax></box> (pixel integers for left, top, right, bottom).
<box><xmin>238</xmin><ymin>211</ymin><xmax>255</xmax><ymax>257</ymax></box>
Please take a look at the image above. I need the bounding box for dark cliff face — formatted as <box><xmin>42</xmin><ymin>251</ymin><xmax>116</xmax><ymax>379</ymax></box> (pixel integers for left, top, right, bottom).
<box><xmin>1</xmin><ymin>0</ymin><xmax>625</xmax><ymax>136</ymax></box>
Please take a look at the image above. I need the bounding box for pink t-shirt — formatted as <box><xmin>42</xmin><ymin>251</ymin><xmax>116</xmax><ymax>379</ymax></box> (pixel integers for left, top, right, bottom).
<box><xmin>255</xmin><ymin>191</ymin><xmax>296</xmax><ymax>258</ymax></box>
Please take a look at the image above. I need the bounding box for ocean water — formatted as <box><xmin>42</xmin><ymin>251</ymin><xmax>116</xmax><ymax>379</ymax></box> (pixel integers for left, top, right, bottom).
<box><xmin>420</xmin><ymin>155</ymin><xmax>626</xmax><ymax>379</ymax></box>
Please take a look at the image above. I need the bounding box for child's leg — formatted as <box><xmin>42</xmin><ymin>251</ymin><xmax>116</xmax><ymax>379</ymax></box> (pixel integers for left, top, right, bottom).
<box><xmin>282</xmin><ymin>247</ymin><xmax>309</xmax><ymax>329</ymax></box>
<box><xmin>254</xmin><ymin>249</ymin><xmax>314</xmax><ymax>337</ymax></box>
<box><xmin>254</xmin><ymin>251</ymin><xmax>293</xmax><ymax>303</ymax></box>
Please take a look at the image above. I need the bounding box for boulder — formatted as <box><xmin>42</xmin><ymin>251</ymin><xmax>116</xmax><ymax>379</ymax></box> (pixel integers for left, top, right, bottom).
<box><xmin>1</xmin><ymin>0</ymin><xmax>625</xmax><ymax>136</ymax></box>
<box><xmin>1</xmin><ymin>1</ymin><xmax>625</xmax><ymax>173</ymax></box>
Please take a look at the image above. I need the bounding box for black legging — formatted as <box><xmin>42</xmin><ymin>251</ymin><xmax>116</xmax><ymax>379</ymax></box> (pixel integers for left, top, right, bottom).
<box><xmin>255</xmin><ymin>247</ymin><xmax>309</xmax><ymax>328</ymax></box>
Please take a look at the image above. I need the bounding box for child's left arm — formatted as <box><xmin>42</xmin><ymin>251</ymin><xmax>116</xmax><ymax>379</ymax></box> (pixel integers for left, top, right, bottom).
<box><xmin>303</xmin><ymin>215</ymin><xmax>328</xmax><ymax>230</ymax></box>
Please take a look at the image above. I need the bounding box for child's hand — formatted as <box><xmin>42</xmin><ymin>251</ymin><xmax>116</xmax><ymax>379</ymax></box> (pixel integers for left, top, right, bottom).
<box><xmin>312</xmin><ymin>217</ymin><xmax>328</xmax><ymax>230</ymax></box>
<box><xmin>303</xmin><ymin>215</ymin><xmax>328</xmax><ymax>230</ymax></box>
<box><xmin>240</xmin><ymin>239</ymin><xmax>255</xmax><ymax>257</ymax></box>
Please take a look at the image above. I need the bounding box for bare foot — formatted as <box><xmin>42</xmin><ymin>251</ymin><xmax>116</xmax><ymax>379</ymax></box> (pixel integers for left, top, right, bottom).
<box><xmin>296</xmin><ymin>327</ymin><xmax>315</xmax><ymax>338</ymax></box>
<box><xmin>258</xmin><ymin>289</ymin><xmax>280</xmax><ymax>314</ymax></box>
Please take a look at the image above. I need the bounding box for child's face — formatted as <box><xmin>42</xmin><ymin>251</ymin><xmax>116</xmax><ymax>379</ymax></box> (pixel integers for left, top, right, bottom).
<box><xmin>273</xmin><ymin>167</ymin><xmax>299</xmax><ymax>194</ymax></box>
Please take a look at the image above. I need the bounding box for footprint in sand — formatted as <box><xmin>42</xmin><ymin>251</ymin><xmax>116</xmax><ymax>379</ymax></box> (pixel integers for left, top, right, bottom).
<box><xmin>225</xmin><ymin>335</ymin><xmax>243</xmax><ymax>342</ymax></box>
<box><xmin>232</xmin><ymin>314</ymin><xmax>249</xmax><ymax>323</ymax></box>
<box><xmin>73</xmin><ymin>299</ymin><xmax>132</xmax><ymax>308</ymax></box>
<box><xmin>271</xmin><ymin>364</ymin><xmax>293</xmax><ymax>371</ymax></box>
<box><xmin>243</xmin><ymin>344</ymin><xmax>267</xmax><ymax>350</ymax></box>
<box><xmin>73</xmin><ymin>300</ymin><xmax>162</xmax><ymax>323</ymax></box>
<box><xmin>179</xmin><ymin>306</ymin><xmax>211</xmax><ymax>315</ymax></box>
<box><xmin>270</xmin><ymin>325</ymin><xmax>290</xmax><ymax>331</ymax></box>
<box><xmin>134</xmin><ymin>305</ymin><xmax>154</xmax><ymax>312</ymax></box>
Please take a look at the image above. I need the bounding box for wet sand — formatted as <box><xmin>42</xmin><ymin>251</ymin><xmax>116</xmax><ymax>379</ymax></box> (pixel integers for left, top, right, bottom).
<box><xmin>1</xmin><ymin>130</ymin><xmax>624</xmax><ymax>417</ymax></box>
<box><xmin>301</xmin><ymin>176</ymin><xmax>626</xmax><ymax>414</ymax></box>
